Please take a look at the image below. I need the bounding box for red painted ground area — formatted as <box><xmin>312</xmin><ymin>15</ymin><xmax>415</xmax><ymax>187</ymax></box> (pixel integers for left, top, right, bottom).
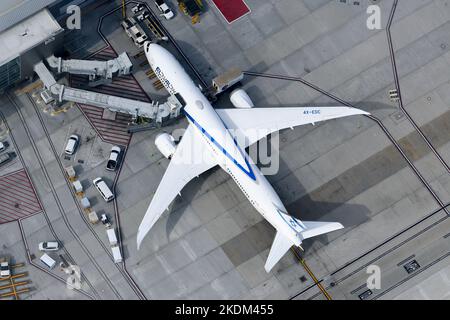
<box><xmin>0</xmin><ymin>170</ymin><xmax>42</xmax><ymax>224</ymax></box>
<box><xmin>211</xmin><ymin>0</ymin><xmax>250</xmax><ymax>24</ymax></box>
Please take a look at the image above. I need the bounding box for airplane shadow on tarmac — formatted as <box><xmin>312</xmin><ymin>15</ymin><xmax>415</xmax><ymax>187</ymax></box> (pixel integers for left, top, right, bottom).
<box><xmin>163</xmin><ymin>139</ymin><xmax>372</xmax><ymax>254</ymax></box>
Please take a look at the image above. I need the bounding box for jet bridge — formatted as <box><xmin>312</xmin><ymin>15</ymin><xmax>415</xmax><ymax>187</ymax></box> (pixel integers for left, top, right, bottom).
<box><xmin>34</xmin><ymin>61</ymin><xmax>183</xmax><ymax>127</ymax></box>
<box><xmin>46</xmin><ymin>52</ymin><xmax>133</xmax><ymax>87</ymax></box>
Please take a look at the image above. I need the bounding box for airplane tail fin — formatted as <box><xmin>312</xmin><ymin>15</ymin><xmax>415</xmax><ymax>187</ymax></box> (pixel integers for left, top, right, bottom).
<box><xmin>264</xmin><ymin>219</ymin><xmax>344</xmax><ymax>273</ymax></box>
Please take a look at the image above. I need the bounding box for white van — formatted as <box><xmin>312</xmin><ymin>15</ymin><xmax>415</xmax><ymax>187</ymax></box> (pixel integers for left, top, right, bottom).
<box><xmin>106</xmin><ymin>228</ymin><xmax>118</xmax><ymax>246</ymax></box>
<box><xmin>111</xmin><ymin>246</ymin><xmax>123</xmax><ymax>263</ymax></box>
<box><xmin>93</xmin><ymin>177</ymin><xmax>115</xmax><ymax>202</ymax></box>
<box><xmin>40</xmin><ymin>253</ymin><xmax>56</xmax><ymax>269</ymax></box>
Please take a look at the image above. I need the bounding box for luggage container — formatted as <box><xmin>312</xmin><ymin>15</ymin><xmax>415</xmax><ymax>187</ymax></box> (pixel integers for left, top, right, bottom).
<box><xmin>88</xmin><ymin>211</ymin><xmax>99</xmax><ymax>224</ymax></box>
<box><xmin>212</xmin><ymin>68</ymin><xmax>243</xmax><ymax>94</ymax></box>
<box><xmin>111</xmin><ymin>246</ymin><xmax>123</xmax><ymax>263</ymax></box>
<box><xmin>40</xmin><ymin>253</ymin><xmax>56</xmax><ymax>269</ymax></box>
<box><xmin>80</xmin><ymin>197</ymin><xmax>91</xmax><ymax>210</ymax></box>
<box><xmin>106</xmin><ymin>228</ymin><xmax>118</xmax><ymax>246</ymax></box>
<box><xmin>72</xmin><ymin>180</ymin><xmax>83</xmax><ymax>194</ymax></box>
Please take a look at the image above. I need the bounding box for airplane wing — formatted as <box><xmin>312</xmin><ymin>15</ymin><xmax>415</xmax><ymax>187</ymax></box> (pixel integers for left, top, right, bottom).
<box><xmin>216</xmin><ymin>107</ymin><xmax>369</xmax><ymax>148</ymax></box>
<box><xmin>137</xmin><ymin>124</ymin><xmax>217</xmax><ymax>249</ymax></box>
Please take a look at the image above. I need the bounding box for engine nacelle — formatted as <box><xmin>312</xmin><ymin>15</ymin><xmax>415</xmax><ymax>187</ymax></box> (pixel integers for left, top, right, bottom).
<box><xmin>230</xmin><ymin>88</ymin><xmax>254</xmax><ymax>109</ymax></box>
<box><xmin>155</xmin><ymin>133</ymin><xmax>177</xmax><ymax>159</ymax></box>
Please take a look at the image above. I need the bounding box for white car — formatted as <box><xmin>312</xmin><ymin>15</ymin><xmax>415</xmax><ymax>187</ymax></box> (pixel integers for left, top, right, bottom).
<box><xmin>0</xmin><ymin>141</ymin><xmax>7</xmax><ymax>153</ymax></box>
<box><xmin>65</xmin><ymin>134</ymin><xmax>79</xmax><ymax>155</ymax></box>
<box><xmin>106</xmin><ymin>146</ymin><xmax>122</xmax><ymax>171</ymax></box>
<box><xmin>155</xmin><ymin>0</ymin><xmax>174</xmax><ymax>20</ymax></box>
<box><xmin>0</xmin><ymin>261</ymin><xmax>10</xmax><ymax>278</ymax></box>
<box><xmin>39</xmin><ymin>241</ymin><xmax>59</xmax><ymax>252</ymax></box>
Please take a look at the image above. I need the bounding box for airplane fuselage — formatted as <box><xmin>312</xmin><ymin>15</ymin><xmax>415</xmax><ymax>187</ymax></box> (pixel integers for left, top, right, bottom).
<box><xmin>145</xmin><ymin>43</ymin><xmax>302</xmax><ymax>247</ymax></box>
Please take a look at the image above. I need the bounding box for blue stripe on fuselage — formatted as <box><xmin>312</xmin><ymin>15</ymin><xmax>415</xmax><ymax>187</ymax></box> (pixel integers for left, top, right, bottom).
<box><xmin>183</xmin><ymin>109</ymin><xmax>256</xmax><ymax>181</ymax></box>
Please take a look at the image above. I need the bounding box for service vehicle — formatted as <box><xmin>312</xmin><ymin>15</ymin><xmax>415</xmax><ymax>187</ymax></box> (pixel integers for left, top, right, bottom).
<box><xmin>93</xmin><ymin>177</ymin><xmax>115</xmax><ymax>202</ymax></box>
<box><xmin>155</xmin><ymin>0</ymin><xmax>174</xmax><ymax>19</ymax></box>
<box><xmin>122</xmin><ymin>17</ymin><xmax>148</xmax><ymax>48</ymax></box>
<box><xmin>106</xmin><ymin>146</ymin><xmax>122</xmax><ymax>171</ymax></box>
<box><xmin>0</xmin><ymin>261</ymin><xmax>10</xmax><ymax>278</ymax></box>
<box><xmin>131</xmin><ymin>3</ymin><xmax>145</xmax><ymax>14</ymax></box>
<box><xmin>64</xmin><ymin>134</ymin><xmax>79</xmax><ymax>155</ymax></box>
<box><xmin>0</xmin><ymin>141</ymin><xmax>9</xmax><ymax>153</ymax></box>
<box><xmin>101</xmin><ymin>214</ymin><xmax>111</xmax><ymax>228</ymax></box>
<box><xmin>121</xmin><ymin>17</ymin><xmax>134</xmax><ymax>31</ymax></box>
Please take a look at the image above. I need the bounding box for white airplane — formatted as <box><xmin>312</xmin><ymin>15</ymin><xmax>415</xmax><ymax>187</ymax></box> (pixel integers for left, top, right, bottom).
<box><xmin>137</xmin><ymin>42</ymin><xmax>369</xmax><ymax>272</ymax></box>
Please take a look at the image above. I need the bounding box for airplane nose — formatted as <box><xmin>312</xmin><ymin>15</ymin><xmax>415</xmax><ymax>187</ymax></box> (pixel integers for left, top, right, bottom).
<box><xmin>144</xmin><ymin>41</ymin><xmax>155</xmax><ymax>66</ymax></box>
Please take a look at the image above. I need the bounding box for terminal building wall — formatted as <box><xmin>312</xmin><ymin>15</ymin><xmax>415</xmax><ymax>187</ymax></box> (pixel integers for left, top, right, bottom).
<box><xmin>0</xmin><ymin>32</ymin><xmax>64</xmax><ymax>94</ymax></box>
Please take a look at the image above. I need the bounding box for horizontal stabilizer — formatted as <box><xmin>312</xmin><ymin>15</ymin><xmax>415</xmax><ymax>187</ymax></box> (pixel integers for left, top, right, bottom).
<box><xmin>265</xmin><ymin>231</ymin><xmax>293</xmax><ymax>273</ymax></box>
<box><xmin>264</xmin><ymin>220</ymin><xmax>344</xmax><ymax>273</ymax></box>
<box><xmin>300</xmin><ymin>221</ymin><xmax>344</xmax><ymax>240</ymax></box>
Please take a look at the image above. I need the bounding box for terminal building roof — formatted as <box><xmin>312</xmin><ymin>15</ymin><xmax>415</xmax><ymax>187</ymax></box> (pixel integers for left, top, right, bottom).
<box><xmin>0</xmin><ymin>0</ymin><xmax>57</xmax><ymax>33</ymax></box>
<box><xmin>0</xmin><ymin>8</ymin><xmax>63</xmax><ymax>66</ymax></box>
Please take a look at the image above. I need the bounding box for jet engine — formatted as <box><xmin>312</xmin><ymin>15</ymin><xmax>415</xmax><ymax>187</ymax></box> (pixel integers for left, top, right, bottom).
<box><xmin>230</xmin><ymin>88</ymin><xmax>254</xmax><ymax>109</ymax></box>
<box><xmin>155</xmin><ymin>133</ymin><xmax>177</xmax><ymax>159</ymax></box>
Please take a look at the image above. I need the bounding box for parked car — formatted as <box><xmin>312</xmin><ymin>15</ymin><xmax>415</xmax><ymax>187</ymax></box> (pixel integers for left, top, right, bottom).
<box><xmin>0</xmin><ymin>261</ymin><xmax>10</xmax><ymax>279</ymax></box>
<box><xmin>131</xmin><ymin>3</ymin><xmax>145</xmax><ymax>14</ymax></box>
<box><xmin>0</xmin><ymin>141</ymin><xmax>8</xmax><ymax>153</ymax></box>
<box><xmin>38</xmin><ymin>241</ymin><xmax>59</xmax><ymax>252</ymax></box>
<box><xmin>155</xmin><ymin>0</ymin><xmax>174</xmax><ymax>20</ymax></box>
<box><xmin>106</xmin><ymin>146</ymin><xmax>122</xmax><ymax>171</ymax></box>
<box><xmin>64</xmin><ymin>134</ymin><xmax>79</xmax><ymax>155</ymax></box>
